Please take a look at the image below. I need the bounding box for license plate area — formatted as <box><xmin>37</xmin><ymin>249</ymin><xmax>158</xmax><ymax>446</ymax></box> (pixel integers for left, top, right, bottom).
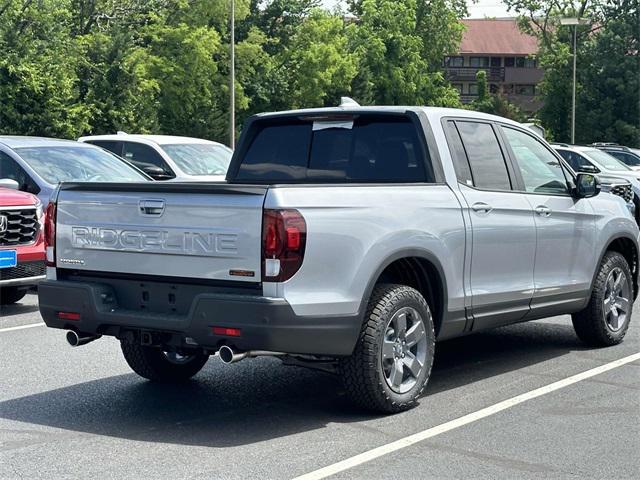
<box><xmin>0</xmin><ymin>250</ymin><xmax>17</xmax><ymax>269</ymax></box>
<box><xmin>60</xmin><ymin>271</ymin><xmax>261</xmax><ymax>316</ymax></box>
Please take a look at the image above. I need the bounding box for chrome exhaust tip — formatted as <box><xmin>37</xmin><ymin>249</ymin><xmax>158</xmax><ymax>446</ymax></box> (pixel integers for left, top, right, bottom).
<box><xmin>66</xmin><ymin>330</ymin><xmax>101</xmax><ymax>347</ymax></box>
<box><xmin>218</xmin><ymin>345</ymin><xmax>247</xmax><ymax>364</ymax></box>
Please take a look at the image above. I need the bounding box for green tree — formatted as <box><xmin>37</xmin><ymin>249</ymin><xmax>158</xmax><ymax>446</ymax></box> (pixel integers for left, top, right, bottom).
<box><xmin>0</xmin><ymin>0</ymin><xmax>473</xmax><ymax>140</ymax></box>
<box><xmin>470</xmin><ymin>70</ymin><xmax>526</xmax><ymax>121</ymax></box>
<box><xmin>279</xmin><ymin>10</ymin><xmax>358</xmax><ymax>108</ymax></box>
<box><xmin>0</xmin><ymin>0</ymin><xmax>90</xmax><ymax>137</ymax></box>
<box><xmin>348</xmin><ymin>0</ymin><xmax>462</xmax><ymax>107</ymax></box>
<box><xmin>504</xmin><ymin>0</ymin><xmax>640</xmax><ymax>145</ymax></box>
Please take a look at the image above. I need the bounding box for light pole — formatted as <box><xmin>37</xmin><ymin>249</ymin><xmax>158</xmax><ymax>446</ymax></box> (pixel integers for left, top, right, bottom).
<box><xmin>230</xmin><ymin>0</ymin><xmax>235</xmax><ymax>148</ymax></box>
<box><xmin>559</xmin><ymin>17</ymin><xmax>591</xmax><ymax>144</ymax></box>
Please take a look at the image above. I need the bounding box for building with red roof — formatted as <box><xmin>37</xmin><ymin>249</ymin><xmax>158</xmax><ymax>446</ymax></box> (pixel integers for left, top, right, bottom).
<box><xmin>445</xmin><ymin>19</ymin><xmax>544</xmax><ymax>112</ymax></box>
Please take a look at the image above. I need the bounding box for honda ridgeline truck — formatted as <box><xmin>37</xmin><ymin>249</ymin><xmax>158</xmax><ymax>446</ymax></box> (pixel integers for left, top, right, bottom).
<box><xmin>39</xmin><ymin>104</ymin><xmax>639</xmax><ymax>413</ymax></box>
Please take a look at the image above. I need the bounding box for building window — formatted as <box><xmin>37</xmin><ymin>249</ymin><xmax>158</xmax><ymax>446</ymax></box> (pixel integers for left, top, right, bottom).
<box><xmin>514</xmin><ymin>84</ymin><xmax>535</xmax><ymax>96</ymax></box>
<box><xmin>469</xmin><ymin>57</ymin><xmax>490</xmax><ymax>68</ymax></box>
<box><xmin>504</xmin><ymin>57</ymin><xmax>515</xmax><ymax>67</ymax></box>
<box><xmin>452</xmin><ymin>83</ymin><xmax>463</xmax><ymax>94</ymax></box>
<box><xmin>489</xmin><ymin>84</ymin><xmax>499</xmax><ymax>94</ymax></box>
<box><xmin>490</xmin><ymin>57</ymin><xmax>502</xmax><ymax>67</ymax></box>
<box><xmin>468</xmin><ymin>83</ymin><xmax>479</xmax><ymax>95</ymax></box>
<box><xmin>515</xmin><ymin>57</ymin><xmax>537</xmax><ymax>68</ymax></box>
<box><xmin>445</xmin><ymin>56</ymin><xmax>464</xmax><ymax>67</ymax></box>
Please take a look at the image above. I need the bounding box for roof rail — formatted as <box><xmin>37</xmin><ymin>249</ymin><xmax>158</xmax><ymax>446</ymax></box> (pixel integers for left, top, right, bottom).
<box><xmin>551</xmin><ymin>142</ymin><xmax>570</xmax><ymax>147</ymax></box>
<box><xmin>116</xmin><ymin>131</ymin><xmax>128</xmax><ymax>136</ymax></box>
<box><xmin>590</xmin><ymin>142</ymin><xmax>619</xmax><ymax>147</ymax></box>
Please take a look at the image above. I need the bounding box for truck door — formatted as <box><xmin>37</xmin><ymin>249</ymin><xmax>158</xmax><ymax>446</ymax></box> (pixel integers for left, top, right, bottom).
<box><xmin>444</xmin><ymin>120</ymin><xmax>537</xmax><ymax>329</ymax></box>
<box><xmin>499</xmin><ymin>125</ymin><xmax>598</xmax><ymax>317</ymax></box>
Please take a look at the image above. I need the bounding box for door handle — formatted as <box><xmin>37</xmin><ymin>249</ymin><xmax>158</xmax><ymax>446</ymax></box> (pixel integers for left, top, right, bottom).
<box><xmin>139</xmin><ymin>199</ymin><xmax>165</xmax><ymax>216</ymax></box>
<box><xmin>535</xmin><ymin>205</ymin><xmax>551</xmax><ymax>217</ymax></box>
<box><xmin>471</xmin><ymin>202</ymin><xmax>493</xmax><ymax>214</ymax></box>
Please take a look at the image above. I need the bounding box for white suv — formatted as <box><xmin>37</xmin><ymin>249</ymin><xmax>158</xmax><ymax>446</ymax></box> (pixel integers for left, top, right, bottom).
<box><xmin>79</xmin><ymin>133</ymin><xmax>233</xmax><ymax>182</ymax></box>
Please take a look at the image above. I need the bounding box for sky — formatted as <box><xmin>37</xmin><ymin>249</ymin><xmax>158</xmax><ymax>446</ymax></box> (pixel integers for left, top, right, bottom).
<box><xmin>321</xmin><ymin>1</ymin><xmax>513</xmax><ymax>19</ymax></box>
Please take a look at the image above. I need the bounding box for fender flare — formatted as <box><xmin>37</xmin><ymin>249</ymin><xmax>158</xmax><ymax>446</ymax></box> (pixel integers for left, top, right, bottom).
<box><xmin>356</xmin><ymin>248</ymin><xmax>449</xmax><ymax>328</ymax></box>
<box><xmin>590</xmin><ymin>234</ymin><xmax>640</xmax><ymax>302</ymax></box>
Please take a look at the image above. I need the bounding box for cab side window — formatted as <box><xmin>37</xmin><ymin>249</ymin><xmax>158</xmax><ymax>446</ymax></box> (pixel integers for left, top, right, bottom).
<box><xmin>502</xmin><ymin>127</ymin><xmax>569</xmax><ymax>195</ymax></box>
<box><xmin>0</xmin><ymin>152</ymin><xmax>40</xmax><ymax>195</ymax></box>
<box><xmin>454</xmin><ymin>121</ymin><xmax>512</xmax><ymax>190</ymax></box>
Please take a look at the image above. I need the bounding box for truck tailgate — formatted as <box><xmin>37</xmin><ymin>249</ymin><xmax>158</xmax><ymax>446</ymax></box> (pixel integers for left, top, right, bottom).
<box><xmin>54</xmin><ymin>184</ymin><xmax>267</xmax><ymax>282</ymax></box>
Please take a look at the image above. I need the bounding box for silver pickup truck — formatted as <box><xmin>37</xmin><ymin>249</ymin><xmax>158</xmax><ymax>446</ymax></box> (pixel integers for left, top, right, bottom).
<box><xmin>39</xmin><ymin>105</ymin><xmax>639</xmax><ymax>413</ymax></box>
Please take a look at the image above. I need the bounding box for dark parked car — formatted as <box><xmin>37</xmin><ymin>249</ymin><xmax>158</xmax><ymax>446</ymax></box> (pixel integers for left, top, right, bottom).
<box><xmin>591</xmin><ymin>143</ymin><xmax>640</xmax><ymax>170</ymax></box>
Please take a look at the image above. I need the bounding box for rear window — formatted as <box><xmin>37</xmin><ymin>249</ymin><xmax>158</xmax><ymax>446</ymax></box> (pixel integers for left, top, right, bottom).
<box><xmin>235</xmin><ymin>115</ymin><xmax>432</xmax><ymax>183</ymax></box>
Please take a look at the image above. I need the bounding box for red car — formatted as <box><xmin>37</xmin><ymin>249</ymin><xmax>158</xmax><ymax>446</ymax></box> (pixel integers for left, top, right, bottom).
<box><xmin>0</xmin><ymin>184</ymin><xmax>45</xmax><ymax>305</ymax></box>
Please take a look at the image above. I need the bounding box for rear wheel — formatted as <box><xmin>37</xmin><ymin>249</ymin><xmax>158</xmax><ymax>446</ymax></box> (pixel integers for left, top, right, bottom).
<box><xmin>0</xmin><ymin>287</ymin><xmax>27</xmax><ymax>305</ymax></box>
<box><xmin>339</xmin><ymin>284</ymin><xmax>435</xmax><ymax>413</ymax></box>
<box><xmin>572</xmin><ymin>251</ymin><xmax>633</xmax><ymax>346</ymax></box>
<box><xmin>121</xmin><ymin>340</ymin><xmax>209</xmax><ymax>382</ymax></box>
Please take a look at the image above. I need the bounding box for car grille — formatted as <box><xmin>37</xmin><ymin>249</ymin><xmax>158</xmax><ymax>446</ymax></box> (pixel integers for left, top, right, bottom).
<box><xmin>0</xmin><ymin>208</ymin><xmax>39</xmax><ymax>246</ymax></box>
<box><xmin>0</xmin><ymin>261</ymin><xmax>45</xmax><ymax>281</ymax></box>
<box><xmin>610</xmin><ymin>184</ymin><xmax>634</xmax><ymax>203</ymax></box>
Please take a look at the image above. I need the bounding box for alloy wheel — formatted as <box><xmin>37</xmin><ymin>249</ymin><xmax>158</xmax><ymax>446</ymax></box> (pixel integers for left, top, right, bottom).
<box><xmin>381</xmin><ymin>307</ymin><xmax>428</xmax><ymax>394</ymax></box>
<box><xmin>603</xmin><ymin>267</ymin><xmax>631</xmax><ymax>331</ymax></box>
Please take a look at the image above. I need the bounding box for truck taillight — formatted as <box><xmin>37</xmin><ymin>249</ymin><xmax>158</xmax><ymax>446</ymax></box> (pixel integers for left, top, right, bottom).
<box><xmin>44</xmin><ymin>201</ymin><xmax>57</xmax><ymax>267</ymax></box>
<box><xmin>262</xmin><ymin>209</ymin><xmax>306</xmax><ymax>282</ymax></box>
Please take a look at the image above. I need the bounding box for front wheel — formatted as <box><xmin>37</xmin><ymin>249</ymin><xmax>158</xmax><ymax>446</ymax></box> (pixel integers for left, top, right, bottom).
<box><xmin>339</xmin><ymin>284</ymin><xmax>435</xmax><ymax>413</ymax></box>
<box><xmin>121</xmin><ymin>341</ymin><xmax>209</xmax><ymax>382</ymax></box>
<box><xmin>572</xmin><ymin>251</ymin><xmax>634</xmax><ymax>346</ymax></box>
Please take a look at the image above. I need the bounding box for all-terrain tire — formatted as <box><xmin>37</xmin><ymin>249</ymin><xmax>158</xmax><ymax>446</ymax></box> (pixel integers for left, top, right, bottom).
<box><xmin>339</xmin><ymin>284</ymin><xmax>435</xmax><ymax>413</ymax></box>
<box><xmin>572</xmin><ymin>251</ymin><xmax>634</xmax><ymax>346</ymax></box>
<box><xmin>0</xmin><ymin>287</ymin><xmax>27</xmax><ymax>305</ymax></box>
<box><xmin>121</xmin><ymin>341</ymin><xmax>209</xmax><ymax>382</ymax></box>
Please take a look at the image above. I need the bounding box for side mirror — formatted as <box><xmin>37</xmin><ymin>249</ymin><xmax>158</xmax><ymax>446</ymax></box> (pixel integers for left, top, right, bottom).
<box><xmin>574</xmin><ymin>173</ymin><xmax>601</xmax><ymax>198</ymax></box>
<box><xmin>0</xmin><ymin>178</ymin><xmax>19</xmax><ymax>190</ymax></box>
<box><xmin>578</xmin><ymin>164</ymin><xmax>599</xmax><ymax>174</ymax></box>
<box><xmin>141</xmin><ymin>166</ymin><xmax>174</xmax><ymax>181</ymax></box>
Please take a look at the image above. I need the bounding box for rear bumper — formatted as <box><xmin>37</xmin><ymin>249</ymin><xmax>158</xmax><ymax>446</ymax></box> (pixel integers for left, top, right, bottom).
<box><xmin>38</xmin><ymin>280</ymin><xmax>361</xmax><ymax>356</ymax></box>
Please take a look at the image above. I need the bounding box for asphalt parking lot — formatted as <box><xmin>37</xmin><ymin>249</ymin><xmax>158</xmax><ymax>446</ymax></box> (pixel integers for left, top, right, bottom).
<box><xmin>1</xmin><ymin>293</ymin><xmax>639</xmax><ymax>479</ymax></box>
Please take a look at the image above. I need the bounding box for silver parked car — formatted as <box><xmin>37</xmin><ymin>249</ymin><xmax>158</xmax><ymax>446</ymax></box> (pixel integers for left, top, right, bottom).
<box><xmin>79</xmin><ymin>133</ymin><xmax>233</xmax><ymax>182</ymax></box>
<box><xmin>0</xmin><ymin>137</ymin><xmax>150</xmax><ymax>205</ymax></box>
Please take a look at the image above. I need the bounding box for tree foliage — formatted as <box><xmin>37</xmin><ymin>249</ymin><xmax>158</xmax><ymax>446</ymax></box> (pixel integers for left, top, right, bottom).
<box><xmin>470</xmin><ymin>70</ymin><xmax>526</xmax><ymax>122</ymax></box>
<box><xmin>504</xmin><ymin>0</ymin><xmax>639</xmax><ymax>146</ymax></box>
<box><xmin>0</xmin><ymin>0</ymin><xmax>467</xmax><ymax>143</ymax></box>
<box><xmin>348</xmin><ymin>0</ymin><xmax>464</xmax><ymax>106</ymax></box>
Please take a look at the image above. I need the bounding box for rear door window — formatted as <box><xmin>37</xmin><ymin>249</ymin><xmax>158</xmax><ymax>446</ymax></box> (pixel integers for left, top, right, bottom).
<box><xmin>444</xmin><ymin>121</ymin><xmax>473</xmax><ymax>186</ymax></box>
<box><xmin>236</xmin><ymin>115</ymin><xmax>431</xmax><ymax>183</ymax></box>
<box><xmin>455</xmin><ymin>121</ymin><xmax>512</xmax><ymax>190</ymax></box>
